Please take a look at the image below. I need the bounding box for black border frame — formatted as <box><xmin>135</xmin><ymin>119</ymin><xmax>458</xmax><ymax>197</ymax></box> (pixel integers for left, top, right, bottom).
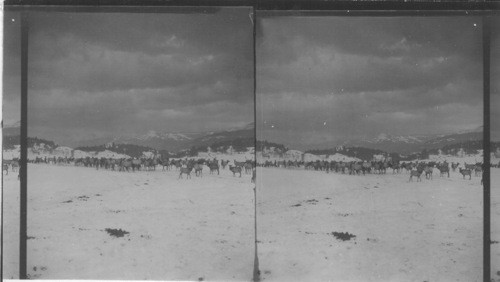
<box><xmin>2</xmin><ymin>2</ymin><xmax>497</xmax><ymax>281</ymax></box>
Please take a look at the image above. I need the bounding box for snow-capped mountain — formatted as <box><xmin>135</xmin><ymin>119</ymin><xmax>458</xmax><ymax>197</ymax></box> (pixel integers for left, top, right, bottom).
<box><xmin>73</xmin><ymin>122</ymin><xmax>254</xmax><ymax>152</ymax></box>
<box><xmin>364</xmin><ymin>133</ymin><xmax>431</xmax><ymax>144</ymax></box>
<box><xmin>110</xmin><ymin>131</ymin><xmax>204</xmax><ymax>152</ymax></box>
<box><xmin>345</xmin><ymin>127</ymin><xmax>483</xmax><ymax>154</ymax></box>
<box><xmin>135</xmin><ymin>130</ymin><xmax>196</xmax><ymax>142</ymax></box>
<box><xmin>2</xmin><ymin>120</ymin><xmax>21</xmax><ymax>136</ymax></box>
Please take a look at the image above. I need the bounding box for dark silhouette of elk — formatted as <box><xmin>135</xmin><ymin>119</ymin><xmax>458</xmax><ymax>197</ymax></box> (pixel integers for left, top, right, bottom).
<box><xmin>459</xmin><ymin>168</ymin><xmax>472</xmax><ymax>180</ymax></box>
<box><xmin>194</xmin><ymin>164</ymin><xmax>203</xmax><ymax>177</ymax></box>
<box><xmin>464</xmin><ymin>162</ymin><xmax>475</xmax><ymax>171</ymax></box>
<box><xmin>229</xmin><ymin>165</ymin><xmax>242</xmax><ymax>177</ymax></box>
<box><xmin>119</xmin><ymin>159</ymin><xmax>133</xmax><ymax>172</ymax></box>
<box><xmin>438</xmin><ymin>163</ymin><xmax>450</xmax><ymax>178</ymax></box>
<box><xmin>409</xmin><ymin>169</ymin><xmax>423</xmax><ymax>182</ymax></box>
<box><xmin>474</xmin><ymin>164</ymin><xmax>482</xmax><ymax>177</ymax></box>
<box><xmin>424</xmin><ymin>166</ymin><xmax>433</xmax><ymax>180</ymax></box>
<box><xmin>209</xmin><ymin>161</ymin><xmax>220</xmax><ymax>175</ymax></box>
<box><xmin>234</xmin><ymin>160</ymin><xmax>245</xmax><ymax>167</ymax></box>
<box><xmin>179</xmin><ymin>167</ymin><xmax>193</xmax><ymax>179</ymax></box>
<box><xmin>244</xmin><ymin>162</ymin><xmax>253</xmax><ymax>174</ymax></box>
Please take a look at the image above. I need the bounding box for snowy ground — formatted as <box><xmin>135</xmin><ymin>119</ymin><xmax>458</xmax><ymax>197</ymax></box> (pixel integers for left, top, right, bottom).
<box><xmin>492</xmin><ymin>168</ymin><xmax>500</xmax><ymax>282</ymax></box>
<box><xmin>2</xmin><ymin>163</ymin><xmax>255</xmax><ymax>280</ymax></box>
<box><xmin>2</xmin><ymin>158</ymin><xmax>497</xmax><ymax>281</ymax></box>
<box><xmin>256</xmin><ymin>166</ymin><xmax>484</xmax><ymax>282</ymax></box>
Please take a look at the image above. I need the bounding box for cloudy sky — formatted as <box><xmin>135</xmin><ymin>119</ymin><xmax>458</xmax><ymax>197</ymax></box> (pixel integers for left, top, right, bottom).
<box><xmin>492</xmin><ymin>17</ymin><xmax>500</xmax><ymax>142</ymax></box>
<box><xmin>3</xmin><ymin>8</ymin><xmax>254</xmax><ymax>147</ymax></box>
<box><xmin>256</xmin><ymin>15</ymin><xmax>484</xmax><ymax>150</ymax></box>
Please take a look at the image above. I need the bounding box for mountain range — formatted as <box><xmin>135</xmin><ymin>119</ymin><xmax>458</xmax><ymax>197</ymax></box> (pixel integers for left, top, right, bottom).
<box><xmin>343</xmin><ymin>126</ymin><xmax>483</xmax><ymax>154</ymax></box>
<box><xmin>3</xmin><ymin>121</ymin><xmax>482</xmax><ymax>155</ymax></box>
<box><xmin>3</xmin><ymin>122</ymin><xmax>255</xmax><ymax>153</ymax></box>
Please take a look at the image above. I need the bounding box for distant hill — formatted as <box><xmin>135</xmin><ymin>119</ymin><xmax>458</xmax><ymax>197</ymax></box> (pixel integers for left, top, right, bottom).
<box><xmin>2</xmin><ymin>121</ymin><xmax>254</xmax><ymax>154</ymax></box>
<box><xmin>259</xmin><ymin>138</ymin><xmax>485</xmax><ymax>162</ymax></box>
<box><xmin>73</xmin><ymin>122</ymin><xmax>254</xmax><ymax>153</ymax></box>
<box><xmin>75</xmin><ymin>143</ymin><xmax>162</xmax><ymax>159</ymax></box>
<box><xmin>3</xmin><ymin>136</ymin><xmax>57</xmax><ymax>151</ymax></box>
<box><xmin>343</xmin><ymin>127</ymin><xmax>483</xmax><ymax>154</ymax></box>
<box><xmin>306</xmin><ymin>146</ymin><xmax>388</xmax><ymax>161</ymax></box>
<box><xmin>257</xmin><ymin>140</ymin><xmax>288</xmax><ymax>153</ymax></box>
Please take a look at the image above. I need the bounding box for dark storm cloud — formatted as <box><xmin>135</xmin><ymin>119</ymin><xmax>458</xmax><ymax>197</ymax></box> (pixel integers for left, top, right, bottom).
<box><xmin>27</xmin><ymin>11</ymin><xmax>253</xmax><ymax>94</ymax></box>
<box><xmin>491</xmin><ymin>17</ymin><xmax>500</xmax><ymax>142</ymax></box>
<box><xmin>257</xmin><ymin>16</ymin><xmax>483</xmax><ymax>149</ymax></box>
<box><xmin>2</xmin><ymin>12</ymin><xmax>22</xmax><ymax>124</ymax></box>
<box><xmin>3</xmin><ymin>8</ymin><xmax>253</xmax><ymax>146</ymax></box>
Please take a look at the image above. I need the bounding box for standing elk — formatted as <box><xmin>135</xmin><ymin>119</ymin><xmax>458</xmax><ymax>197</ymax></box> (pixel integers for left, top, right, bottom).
<box><xmin>459</xmin><ymin>168</ymin><xmax>472</xmax><ymax>180</ymax></box>
<box><xmin>179</xmin><ymin>167</ymin><xmax>193</xmax><ymax>179</ymax></box>
<box><xmin>229</xmin><ymin>165</ymin><xmax>242</xmax><ymax>177</ymax></box>
<box><xmin>409</xmin><ymin>169</ymin><xmax>423</xmax><ymax>182</ymax></box>
<box><xmin>438</xmin><ymin>164</ymin><xmax>450</xmax><ymax>178</ymax></box>
<box><xmin>194</xmin><ymin>164</ymin><xmax>203</xmax><ymax>177</ymax></box>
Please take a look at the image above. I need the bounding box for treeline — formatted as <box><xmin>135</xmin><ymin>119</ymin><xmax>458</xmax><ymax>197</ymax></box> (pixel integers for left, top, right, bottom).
<box><xmin>427</xmin><ymin>140</ymin><xmax>483</xmax><ymax>156</ymax></box>
<box><xmin>3</xmin><ymin>135</ymin><xmax>20</xmax><ymax>150</ymax></box>
<box><xmin>258</xmin><ymin>139</ymin><xmax>485</xmax><ymax>162</ymax></box>
<box><xmin>175</xmin><ymin>137</ymin><xmax>255</xmax><ymax>158</ymax></box>
<box><xmin>3</xmin><ymin>135</ymin><xmax>57</xmax><ymax>150</ymax></box>
<box><xmin>211</xmin><ymin>137</ymin><xmax>254</xmax><ymax>153</ymax></box>
<box><xmin>75</xmin><ymin>143</ymin><xmax>159</xmax><ymax>159</ymax></box>
<box><xmin>256</xmin><ymin>140</ymin><xmax>288</xmax><ymax>153</ymax></box>
<box><xmin>307</xmin><ymin>147</ymin><xmax>388</xmax><ymax>161</ymax></box>
<box><xmin>490</xmin><ymin>141</ymin><xmax>500</xmax><ymax>152</ymax></box>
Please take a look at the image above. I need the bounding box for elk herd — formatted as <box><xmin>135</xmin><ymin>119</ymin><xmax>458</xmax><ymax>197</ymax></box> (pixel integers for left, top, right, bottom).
<box><xmin>257</xmin><ymin>159</ymin><xmax>485</xmax><ymax>183</ymax></box>
<box><xmin>1</xmin><ymin>154</ymin><xmax>496</xmax><ymax>185</ymax></box>
<box><xmin>2</xmin><ymin>155</ymin><xmax>256</xmax><ymax>182</ymax></box>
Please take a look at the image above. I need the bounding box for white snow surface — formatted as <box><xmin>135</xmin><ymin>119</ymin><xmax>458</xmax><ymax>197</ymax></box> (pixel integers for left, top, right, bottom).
<box><xmin>195</xmin><ymin>150</ymin><xmax>254</xmax><ymax>164</ymax></box>
<box><xmin>2</xmin><ymin>163</ymin><xmax>255</xmax><ymax>280</ymax></box>
<box><xmin>492</xmin><ymin>168</ymin><xmax>500</xmax><ymax>282</ymax></box>
<box><xmin>27</xmin><ymin>148</ymin><xmax>131</xmax><ymax>160</ymax></box>
<box><xmin>366</xmin><ymin>133</ymin><xmax>424</xmax><ymax>144</ymax></box>
<box><xmin>256</xmin><ymin>167</ymin><xmax>483</xmax><ymax>281</ymax></box>
<box><xmin>3</xmin><ymin>145</ymin><xmax>20</xmax><ymax>160</ymax></box>
<box><xmin>257</xmin><ymin>150</ymin><xmax>360</xmax><ymax>163</ymax></box>
<box><xmin>2</xmin><ymin>151</ymin><xmax>497</xmax><ymax>281</ymax></box>
<box><xmin>420</xmin><ymin>152</ymin><xmax>483</xmax><ymax>165</ymax></box>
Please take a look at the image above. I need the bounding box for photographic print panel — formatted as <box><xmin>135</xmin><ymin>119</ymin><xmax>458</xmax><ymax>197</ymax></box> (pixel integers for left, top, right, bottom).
<box><xmin>2</xmin><ymin>10</ymin><xmax>22</xmax><ymax>279</ymax></box>
<box><xmin>490</xmin><ymin>15</ymin><xmax>500</xmax><ymax>282</ymax></box>
<box><xmin>256</xmin><ymin>14</ymin><xmax>483</xmax><ymax>281</ymax></box>
<box><xmin>21</xmin><ymin>8</ymin><xmax>255</xmax><ymax>280</ymax></box>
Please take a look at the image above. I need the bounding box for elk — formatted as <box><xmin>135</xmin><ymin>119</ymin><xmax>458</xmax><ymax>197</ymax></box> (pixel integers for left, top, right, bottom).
<box><xmin>194</xmin><ymin>164</ymin><xmax>203</xmax><ymax>177</ymax></box>
<box><xmin>474</xmin><ymin>165</ymin><xmax>482</xmax><ymax>177</ymax></box>
<box><xmin>209</xmin><ymin>162</ymin><xmax>220</xmax><ymax>175</ymax></box>
<box><xmin>229</xmin><ymin>165</ymin><xmax>242</xmax><ymax>177</ymax></box>
<box><xmin>179</xmin><ymin>167</ymin><xmax>193</xmax><ymax>179</ymax></box>
<box><xmin>409</xmin><ymin>169</ymin><xmax>423</xmax><ymax>182</ymax></box>
<box><xmin>234</xmin><ymin>160</ymin><xmax>245</xmax><ymax>167</ymax></box>
<box><xmin>424</xmin><ymin>166</ymin><xmax>433</xmax><ymax>180</ymax></box>
<box><xmin>244</xmin><ymin>162</ymin><xmax>253</xmax><ymax>174</ymax></box>
<box><xmin>464</xmin><ymin>162</ymin><xmax>475</xmax><ymax>171</ymax></box>
<box><xmin>459</xmin><ymin>168</ymin><xmax>472</xmax><ymax>180</ymax></box>
<box><xmin>438</xmin><ymin>164</ymin><xmax>450</xmax><ymax>178</ymax></box>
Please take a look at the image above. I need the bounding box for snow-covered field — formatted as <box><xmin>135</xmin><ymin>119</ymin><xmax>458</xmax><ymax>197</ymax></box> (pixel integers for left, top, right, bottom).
<box><xmin>256</xmin><ymin>166</ymin><xmax>484</xmax><ymax>281</ymax></box>
<box><xmin>492</xmin><ymin>168</ymin><xmax>500</xmax><ymax>282</ymax></box>
<box><xmin>2</xmin><ymin>163</ymin><xmax>255</xmax><ymax>280</ymax></box>
<box><xmin>3</xmin><ymin>154</ymin><xmax>498</xmax><ymax>281</ymax></box>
